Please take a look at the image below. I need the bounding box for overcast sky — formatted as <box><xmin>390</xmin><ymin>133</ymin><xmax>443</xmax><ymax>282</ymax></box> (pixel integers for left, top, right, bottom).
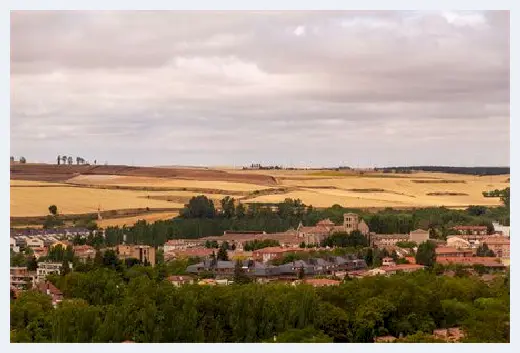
<box><xmin>10</xmin><ymin>11</ymin><xmax>510</xmax><ymax>168</ymax></box>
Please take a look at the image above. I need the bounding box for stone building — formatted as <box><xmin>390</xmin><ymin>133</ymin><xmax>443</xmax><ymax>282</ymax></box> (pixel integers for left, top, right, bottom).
<box><xmin>296</xmin><ymin>213</ymin><xmax>370</xmax><ymax>245</ymax></box>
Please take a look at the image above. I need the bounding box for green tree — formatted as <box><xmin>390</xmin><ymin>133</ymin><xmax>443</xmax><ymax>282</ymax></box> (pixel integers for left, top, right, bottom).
<box><xmin>217</xmin><ymin>246</ymin><xmax>229</xmax><ymax>261</ymax></box>
<box><xmin>415</xmin><ymin>240</ymin><xmax>437</xmax><ymax>267</ymax></box>
<box><xmin>19</xmin><ymin>156</ymin><xmax>26</xmax><ymax>164</ymax></box>
<box><xmin>48</xmin><ymin>205</ymin><xmax>58</xmax><ymax>216</ymax></box>
<box><xmin>180</xmin><ymin>196</ymin><xmax>216</xmax><ymax>218</ymax></box>
<box><xmin>220</xmin><ymin>196</ymin><xmax>236</xmax><ymax>218</ymax></box>
<box><xmin>236</xmin><ymin>203</ymin><xmax>246</xmax><ymax>218</ymax></box>
<box><xmin>476</xmin><ymin>243</ymin><xmax>495</xmax><ymax>257</ymax></box>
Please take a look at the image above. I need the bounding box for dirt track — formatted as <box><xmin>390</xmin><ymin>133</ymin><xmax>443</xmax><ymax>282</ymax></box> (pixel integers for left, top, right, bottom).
<box><xmin>10</xmin><ymin>164</ymin><xmax>278</xmax><ymax>185</ymax></box>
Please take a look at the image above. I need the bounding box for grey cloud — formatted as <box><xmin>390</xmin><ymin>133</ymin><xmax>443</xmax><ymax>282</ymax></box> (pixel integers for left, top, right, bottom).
<box><xmin>10</xmin><ymin>11</ymin><xmax>509</xmax><ymax>167</ymax></box>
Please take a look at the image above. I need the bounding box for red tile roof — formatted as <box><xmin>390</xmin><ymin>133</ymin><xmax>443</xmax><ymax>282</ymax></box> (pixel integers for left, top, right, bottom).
<box><xmin>436</xmin><ymin>246</ymin><xmax>473</xmax><ymax>254</ymax></box>
<box><xmin>437</xmin><ymin>257</ymin><xmax>504</xmax><ymax>267</ymax></box>
<box><xmin>382</xmin><ymin>264</ymin><xmax>425</xmax><ymax>272</ymax></box>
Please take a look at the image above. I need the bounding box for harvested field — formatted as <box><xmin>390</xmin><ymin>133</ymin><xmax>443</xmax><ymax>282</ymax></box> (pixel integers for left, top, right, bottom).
<box><xmin>66</xmin><ymin>175</ymin><xmax>271</xmax><ymax>191</ymax></box>
<box><xmin>10</xmin><ymin>164</ymin><xmax>277</xmax><ymax>185</ymax></box>
<box><xmin>97</xmin><ymin>212</ymin><xmax>179</xmax><ymax>228</ymax></box>
<box><xmin>10</xmin><ymin>186</ymin><xmax>185</xmax><ymax>217</ymax></box>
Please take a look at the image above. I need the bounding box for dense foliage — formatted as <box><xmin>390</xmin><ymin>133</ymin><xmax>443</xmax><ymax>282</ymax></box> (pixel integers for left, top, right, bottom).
<box><xmin>89</xmin><ymin>197</ymin><xmax>510</xmax><ymax>248</ymax></box>
<box><xmin>10</xmin><ymin>267</ymin><xmax>509</xmax><ymax>343</ymax></box>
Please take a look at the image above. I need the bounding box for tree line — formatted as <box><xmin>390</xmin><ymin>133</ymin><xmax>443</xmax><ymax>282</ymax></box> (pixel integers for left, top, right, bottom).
<box><xmin>90</xmin><ymin>195</ymin><xmax>509</xmax><ymax>249</ymax></box>
<box><xmin>10</xmin><ymin>265</ymin><xmax>509</xmax><ymax>343</ymax></box>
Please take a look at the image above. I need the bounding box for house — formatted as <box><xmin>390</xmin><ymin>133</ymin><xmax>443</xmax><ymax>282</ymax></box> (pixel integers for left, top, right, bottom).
<box><xmin>252</xmin><ymin>247</ymin><xmax>306</xmax><ymax>263</ymax></box>
<box><xmin>32</xmin><ymin>247</ymin><xmax>48</xmax><ymax>259</ymax></box>
<box><xmin>302</xmin><ymin>278</ymin><xmax>341</xmax><ymax>287</ymax></box>
<box><xmin>308</xmin><ymin>258</ymin><xmax>334</xmax><ymax>275</ymax></box>
<box><xmin>117</xmin><ymin>245</ymin><xmax>156</xmax><ymax>266</ymax></box>
<box><xmin>492</xmin><ymin>222</ymin><xmax>510</xmax><ymax>237</ymax></box>
<box><xmin>73</xmin><ymin>245</ymin><xmax>96</xmax><ymax>262</ymax></box>
<box><xmin>186</xmin><ymin>259</ymin><xmax>235</xmax><ymax>277</ymax></box>
<box><xmin>374</xmin><ymin>336</ymin><xmax>397</xmax><ymax>343</ymax></box>
<box><xmin>435</xmin><ymin>246</ymin><xmax>473</xmax><ymax>258</ymax></box>
<box><xmin>433</xmin><ymin>328</ymin><xmax>465</xmax><ymax>342</ymax></box>
<box><xmin>36</xmin><ymin>281</ymin><xmax>63</xmax><ymax>307</ymax></box>
<box><xmin>382</xmin><ymin>257</ymin><xmax>396</xmax><ymax>266</ymax></box>
<box><xmin>368</xmin><ymin>264</ymin><xmax>424</xmax><ymax>276</ymax></box>
<box><xmin>50</xmin><ymin>240</ymin><xmax>71</xmax><ymax>249</ymax></box>
<box><xmin>167</xmin><ymin>275</ymin><xmax>194</xmax><ymax>287</ymax></box>
<box><xmin>446</xmin><ymin>236</ymin><xmax>471</xmax><ymax>249</ymax></box>
<box><xmin>10</xmin><ymin>267</ymin><xmax>37</xmax><ymax>290</ymax></box>
<box><xmin>482</xmin><ymin>236</ymin><xmax>510</xmax><ymax>258</ymax></box>
<box><xmin>436</xmin><ymin>256</ymin><xmax>505</xmax><ymax>269</ymax></box>
<box><xmin>37</xmin><ymin>262</ymin><xmax>71</xmax><ymax>282</ymax></box>
<box><xmin>228</xmin><ymin>250</ymin><xmax>253</xmax><ymax>261</ymax></box>
<box><xmin>278</xmin><ymin>260</ymin><xmax>316</xmax><ymax>277</ymax></box>
<box><xmin>330</xmin><ymin>256</ymin><xmax>367</xmax><ymax>271</ymax></box>
<box><xmin>26</xmin><ymin>237</ymin><xmax>45</xmax><ymax>249</ymax></box>
<box><xmin>10</xmin><ymin>238</ymin><xmax>20</xmax><ymax>253</ymax></box>
<box><xmin>452</xmin><ymin>225</ymin><xmax>488</xmax><ymax>236</ymax></box>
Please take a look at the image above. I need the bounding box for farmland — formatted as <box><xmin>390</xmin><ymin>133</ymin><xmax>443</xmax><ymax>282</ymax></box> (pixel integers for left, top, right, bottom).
<box><xmin>10</xmin><ymin>164</ymin><xmax>509</xmax><ymax>227</ymax></box>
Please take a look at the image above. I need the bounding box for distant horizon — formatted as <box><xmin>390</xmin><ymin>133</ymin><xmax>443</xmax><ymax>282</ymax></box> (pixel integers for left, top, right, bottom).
<box><xmin>9</xmin><ymin>159</ymin><xmax>511</xmax><ymax>170</ymax></box>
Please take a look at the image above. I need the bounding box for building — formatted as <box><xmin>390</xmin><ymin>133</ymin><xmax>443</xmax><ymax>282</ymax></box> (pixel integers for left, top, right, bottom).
<box><xmin>73</xmin><ymin>245</ymin><xmax>96</xmax><ymax>262</ymax></box>
<box><xmin>435</xmin><ymin>246</ymin><xmax>473</xmax><ymax>258</ymax></box>
<box><xmin>482</xmin><ymin>236</ymin><xmax>510</xmax><ymax>258</ymax></box>
<box><xmin>492</xmin><ymin>222</ymin><xmax>510</xmax><ymax>237</ymax></box>
<box><xmin>116</xmin><ymin>245</ymin><xmax>156</xmax><ymax>266</ymax></box>
<box><xmin>382</xmin><ymin>257</ymin><xmax>396</xmax><ymax>266</ymax></box>
<box><xmin>37</xmin><ymin>262</ymin><xmax>71</xmax><ymax>282</ymax></box>
<box><xmin>26</xmin><ymin>237</ymin><xmax>45</xmax><ymax>249</ymax></box>
<box><xmin>252</xmin><ymin>247</ymin><xmax>306</xmax><ymax>263</ymax></box>
<box><xmin>367</xmin><ymin>264</ymin><xmax>425</xmax><ymax>276</ymax></box>
<box><xmin>409</xmin><ymin>229</ymin><xmax>430</xmax><ymax>244</ymax></box>
<box><xmin>452</xmin><ymin>225</ymin><xmax>488</xmax><ymax>236</ymax></box>
<box><xmin>36</xmin><ymin>281</ymin><xmax>63</xmax><ymax>307</ymax></box>
<box><xmin>32</xmin><ymin>247</ymin><xmax>48</xmax><ymax>259</ymax></box>
<box><xmin>10</xmin><ymin>238</ymin><xmax>20</xmax><ymax>253</ymax></box>
<box><xmin>167</xmin><ymin>275</ymin><xmax>195</xmax><ymax>287</ymax></box>
<box><xmin>163</xmin><ymin>239</ymin><xmax>205</xmax><ymax>252</ymax></box>
<box><xmin>436</xmin><ymin>256</ymin><xmax>505</xmax><ymax>269</ymax></box>
<box><xmin>10</xmin><ymin>267</ymin><xmax>37</xmax><ymax>290</ymax></box>
<box><xmin>296</xmin><ymin>213</ymin><xmax>370</xmax><ymax>245</ymax></box>
<box><xmin>186</xmin><ymin>259</ymin><xmax>236</xmax><ymax>277</ymax></box>
<box><xmin>446</xmin><ymin>236</ymin><xmax>471</xmax><ymax>249</ymax></box>
<box><xmin>371</xmin><ymin>234</ymin><xmax>409</xmax><ymax>247</ymax></box>
<box><xmin>165</xmin><ymin>248</ymin><xmax>215</xmax><ymax>261</ymax></box>
<box><xmin>301</xmin><ymin>278</ymin><xmax>341</xmax><ymax>287</ymax></box>
<box><xmin>433</xmin><ymin>328</ymin><xmax>465</xmax><ymax>342</ymax></box>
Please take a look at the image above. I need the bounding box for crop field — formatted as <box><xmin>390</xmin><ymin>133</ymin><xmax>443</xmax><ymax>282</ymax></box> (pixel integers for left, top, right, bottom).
<box><xmin>96</xmin><ymin>212</ymin><xmax>180</xmax><ymax>228</ymax></box>
<box><xmin>66</xmin><ymin>175</ymin><xmax>271</xmax><ymax>191</ymax></box>
<box><xmin>10</xmin><ymin>164</ymin><xmax>509</xmax><ymax>227</ymax></box>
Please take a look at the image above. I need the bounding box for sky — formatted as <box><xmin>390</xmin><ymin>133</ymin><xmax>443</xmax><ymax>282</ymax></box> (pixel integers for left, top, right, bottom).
<box><xmin>10</xmin><ymin>11</ymin><xmax>510</xmax><ymax>168</ymax></box>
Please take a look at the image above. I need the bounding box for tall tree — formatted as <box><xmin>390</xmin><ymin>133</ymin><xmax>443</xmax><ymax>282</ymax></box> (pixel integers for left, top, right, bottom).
<box><xmin>61</xmin><ymin>155</ymin><xmax>67</xmax><ymax>165</ymax></box>
<box><xmin>67</xmin><ymin>156</ymin><xmax>73</xmax><ymax>165</ymax></box>
<box><xmin>220</xmin><ymin>196</ymin><xmax>236</xmax><ymax>218</ymax></box>
<box><xmin>57</xmin><ymin>155</ymin><xmax>61</xmax><ymax>165</ymax></box>
<box><xmin>415</xmin><ymin>240</ymin><xmax>437</xmax><ymax>267</ymax></box>
<box><xmin>19</xmin><ymin>156</ymin><xmax>26</xmax><ymax>164</ymax></box>
<box><xmin>217</xmin><ymin>246</ymin><xmax>229</xmax><ymax>261</ymax></box>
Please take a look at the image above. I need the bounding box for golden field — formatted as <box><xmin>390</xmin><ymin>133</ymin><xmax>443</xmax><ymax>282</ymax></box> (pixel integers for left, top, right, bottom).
<box><xmin>96</xmin><ymin>212</ymin><xmax>180</xmax><ymax>228</ymax></box>
<box><xmin>11</xmin><ymin>169</ymin><xmax>509</xmax><ymax>226</ymax></box>
<box><xmin>67</xmin><ymin>175</ymin><xmax>271</xmax><ymax>191</ymax></box>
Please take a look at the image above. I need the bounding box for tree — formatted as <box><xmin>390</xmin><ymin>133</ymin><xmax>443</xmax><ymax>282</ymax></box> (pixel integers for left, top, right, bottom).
<box><xmin>10</xmin><ymin>156</ymin><xmax>15</xmax><ymax>163</ymax></box>
<box><xmin>233</xmin><ymin>260</ymin><xmax>252</xmax><ymax>284</ymax></box>
<box><xmin>67</xmin><ymin>156</ymin><xmax>73</xmax><ymax>165</ymax></box>
<box><xmin>476</xmin><ymin>243</ymin><xmax>495</xmax><ymax>257</ymax></box>
<box><xmin>19</xmin><ymin>156</ymin><xmax>26</xmax><ymax>164</ymax></box>
<box><xmin>236</xmin><ymin>203</ymin><xmax>246</xmax><ymax>218</ymax></box>
<box><xmin>500</xmin><ymin>187</ymin><xmax>510</xmax><ymax>209</ymax></box>
<box><xmin>220</xmin><ymin>196</ymin><xmax>236</xmax><ymax>218</ymax></box>
<box><xmin>48</xmin><ymin>205</ymin><xmax>58</xmax><ymax>216</ymax></box>
<box><xmin>57</xmin><ymin>155</ymin><xmax>61</xmax><ymax>165</ymax></box>
<box><xmin>415</xmin><ymin>240</ymin><xmax>437</xmax><ymax>267</ymax></box>
<box><xmin>27</xmin><ymin>256</ymin><xmax>38</xmax><ymax>271</ymax></box>
<box><xmin>217</xmin><ymin>246</ymin><xmax>229</xmax><ymax>261</ymax></box>
<box><xmin>180</xmin><ymin>196</ymin><xmax>216</xmax><ymax>218</ymax></box>
<box><xmin>61</xmin><ymin>155</ymin><xmax>67</xmax><ymax>165</ymax></box>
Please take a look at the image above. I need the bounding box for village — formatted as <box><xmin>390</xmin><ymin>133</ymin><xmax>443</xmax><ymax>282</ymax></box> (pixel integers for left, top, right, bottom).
<box><xmin>10</xmin><ymin>211</ymin><xmax>510</xmax><ymax>308</ymax></box>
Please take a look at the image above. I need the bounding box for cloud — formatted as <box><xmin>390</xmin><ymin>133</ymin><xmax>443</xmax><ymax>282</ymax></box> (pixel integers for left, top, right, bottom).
<box><xmin>10</xmin><ymin>11</ymin><xmax>509</xmax><ymax>167</ymax></box>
